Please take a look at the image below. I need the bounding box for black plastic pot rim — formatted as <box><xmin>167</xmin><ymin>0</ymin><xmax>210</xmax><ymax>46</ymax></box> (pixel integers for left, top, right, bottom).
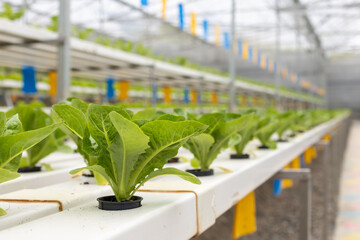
<box><xmin>230</xmin><ymin>153</ymin><xmax>250</xmax><ymax>159</ymax></box>
<box><xmin>82</xmin><ymin>172</ymin><xmax>95</xmax><ymax>178</ymax></box>
<box><xmin>97</xmin><ymin>195</ymin><xmax>143</xmax><ymax>211</ymax></box>
<box><xmin>167</xmin><ymin>157</ymin><xmax>179</xmax><ymax>163</ymax></box>
<box><xmin>258</xmin><ymin>145</ymin><xmax>270</xmax><ymax>149</ymax></box>
<box><xmin>277</xmin><ymin>139</ymin><xmax>288</xmax><ymax>142</ymax></box>
<box><xmin>17</xmin><ymin>166</ymin><xmax>42</xmax><ymax>173</ymax></box>
<box><xmin>186</xmin><ymin>168</ymin><xmax>214</xmax><ymax>177</ymax></box>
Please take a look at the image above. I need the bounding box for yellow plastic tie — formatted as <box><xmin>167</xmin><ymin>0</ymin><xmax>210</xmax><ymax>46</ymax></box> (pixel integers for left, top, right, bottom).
<box><xmin>304</xmin><ymin>148</ymin><xmax>312</xmax><ymax>164</ymax></box>
<box><xmin>118</xmin><ymin>81</ymin><xmax>129</xmax><ymax>101</ymax></box>
<box><xmin>232</xmin><ymin>192</ymin><xmax>257</xmax><ymax>239</ymax></box>
<box><xmin>290</xmin><ymin>156</ymin><xmax>301</xmax><ymax>169</ymax></box>
<box><xmin>322</xmin><ymin>134</ymin><xmax>332</xmax><ymax>141</ymax></box>
<box><xmin>163</xmin><ymin>86</ymin><xmax>171</xmax><ymax>103</ymax></box>
<box><xmin>311</xmin><ymin>146</ymin><xmax>317</xmax><ymax>159</ymax></box>
<box><xmin>282</xmin><ymin>163</ymin><xmax>293</xmax><ymax>189</ymax></box>
<box><xmin>49</xmin><ymin>71</ymin><xmax>57</xmax><ymax>97</ymax></box>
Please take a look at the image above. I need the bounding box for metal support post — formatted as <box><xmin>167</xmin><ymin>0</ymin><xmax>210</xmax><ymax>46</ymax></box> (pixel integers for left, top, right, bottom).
<box><xmin>274</xmin><ymin>0</ymin><xmax>281</xmax><ymax>110</ymax></box>
<box><xmin>274</xmin><ymin>169</ymin><xmax>312</xmax><ymax>240</ymax></box>
<box><xmin>56</xmin><ymin>0</ymin><xmax>71</xmax><ymax>102</ymax></box>
<box><xmin>98</xmin><ymin>81</ymin><xmax>104</xmax><ymax>104</ymax></box>
<box><xmin>228</xmin><ymin>0</ymin><xmax>236</xmax><ymax>112</ymax></box>
<box><xmin>198</xmin><ymin>77</ymin><xmax>204</xmax><ymax>114</ymax></box>
<box><xmin>316</xmin><ymin>140</ymin><xmax>330</xmax><ymax>240</ymax></box>
<box><xmin>149</xmin><ymin>66</ymin><xmax>157</xmax><ymax>107</ymax></box>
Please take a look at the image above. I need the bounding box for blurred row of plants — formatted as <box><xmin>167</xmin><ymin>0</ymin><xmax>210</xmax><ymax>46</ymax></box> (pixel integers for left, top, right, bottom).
<box><xmin>0</xmin><ymin>4</ymin><xmax>321</xmax><ymax>103</ymax></box>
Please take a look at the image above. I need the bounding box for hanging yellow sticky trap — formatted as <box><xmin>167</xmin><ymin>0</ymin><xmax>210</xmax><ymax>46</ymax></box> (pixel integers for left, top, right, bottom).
<box><xmin>232</xmin><ymin>192</ymin><xmax>257</xmax><ymax>239</ymax></box>
<box><xmin>190</xmin><ymin>12</ymin><xmax>196</xmax><ymax>35</ymax></box>
<box><xmin>49</xmin><ymin>71</ymin><xmax>57</xmax><ymax>97</ymax></box>
<box><xmin>163</xmin><ymin>86</ymin><xmax>171</xmax><ymax>103</ymax></box>
<box><xmin>191</xmin><ymin>90</ymin><xmax>197</xmax><ymax>103</ymax></box>
<box><xmin>241</xmin><ymin>96</ymin><xmax>247</xmax><ymax>106</ymax></box>
<box><xmin>311</xmin><ymin>146</ymin><xmax>317</xmax><ymax>159</ymax></box>
<box><xmin>282</xmin><ymin>163</ymin><xmax>293</xmax><ymax>189</ymax></box>
<box><xmin>233</xmin><ymin>41</ymin><xmax>238</xmax><ymax>53</ymax></box>
<box><xmin>252</xmin><ymin>48</ymin><xmax>258</xmax><ymax>64</ymax></box>
<box><xmin>322</xmin><ymin>134</ymin><xmax>332</xmax><ymax>141</ymax></box>
<box><xmin>118</xmin><ymin>81</ymin><xmax>130</xmax><ymax>101</ymax></box>
<box><xmin>253</xmin><ymin>97</ymin><xmax>257</xmax><ymax>106</ymax></box>
<box><xmin>268</xmin><ymin>59</ymin><xmax>274</xmax><ymax>72</ymax></box>
<box><xmin>214</xmin><ymin>25</ymin><xmax>220</xmax><ymax>46</ymax></box>
<box><xmin>290</xmin><ymin>156</ymin><xmax>301</xmax><ymax>169</ymax></box>
<box><xmin>242</xmin><ymin>42</ymin><xmax>249</xmax><ymax>60</ymax></box>
<box><xmin>281</xmin><ymin>68</ymin><xmax>287</xmax><ymax>79</ymax></box>
<box><xmin>260</xmin><ymin>55</ymin><xmax>266</xmax><ymax>69</ymax></box>
<box><xmin>318</xmin><ymin>88</ymin><xmax>325</xmax><ymax>96</ymax></box>
<box><xmin>161</xmin><ymin>0</ymin><xmax>167</xmax><ymax>19</ymax></box>
<box><xmin>304</xmin><ymin>148</ymin><xmax>312</xmax><ymax>164</ymax></box>
<box><xmin>211</xmin><ymin>92</ymin><xmax>218</xmax><ymax>104</ymax></box>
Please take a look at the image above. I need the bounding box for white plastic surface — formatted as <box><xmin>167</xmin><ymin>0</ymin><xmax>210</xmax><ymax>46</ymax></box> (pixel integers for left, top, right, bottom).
<box><xmin>0</xmin><ymin>153</ymin><xmax>84</xmax><ymax>195</ymax></box>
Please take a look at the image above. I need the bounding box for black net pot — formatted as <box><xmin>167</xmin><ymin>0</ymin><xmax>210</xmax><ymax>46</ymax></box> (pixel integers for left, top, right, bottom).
<box><xmin>186</xmin><ymin>168</ymin><xmax>214</xmax><ymax>177</ymax></box>
<box><xmin>97</xmin><ymin>195</ymin><xmax>143</xmax><ymax>211</ymax></box>
<box><xmin>18</xmin><ymin>166</ymin><xmax>42</xmax><ymax>173</ymax></box>
<box><xmin>230</xmin><ymin>153</ymin><xmax>250</xmax><ymax>159</ymax></box>
<box><xmin>258</xmin><ymin>145</ymin><xmax>270</xmax><ymax>150</ymax></box>
<box><xmin>167</xmin><ymin>157</ymin><xmax>179</xmax><ymax>163</ymax></box>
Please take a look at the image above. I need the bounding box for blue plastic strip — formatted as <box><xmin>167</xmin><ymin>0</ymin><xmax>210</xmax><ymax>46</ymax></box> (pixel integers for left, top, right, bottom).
<box><xmin>178</xmin><ymin>4</ymin><xmax>184</xmax><ymax>30</ymax></box>
<box><xmin>273</xmin><ymin>179</ymin><xmax>282</xmax><ymax>196</ymax></box>
<box><xmin>237</xmin><ymin>40</ymin><xmax>242</xmax><ymax>56</ymax></box>
<box><xmin>22</xmin><ymin>66</ymin><xmax>37</xmax><ymax>94</ymax></box>
<box><xmin>274</xmin><ymin>61</ymin><xmax>277</xmax><ymax>73</ymax></box>
<box><xmin>184</xmin><ymin>88</ymin><xmax>189</xmax><ymax>104</ymax></box>
<box><xmin>106</xmin><ymin>78</ymin><xmax>114</xmax><ymax>99</ymax></box>
<box><xmin>203</xmin><ymin>20</ymin><xmax>208</xmax><ymax>41</ymax></box>
<box><xmin>300</xmin><ymin>153</ymin><xmax>305</xmax><ymax>168</ymax></box>
<box><xmin>266</xmin><ymin>57</ymin><xmax>269</xmax><ymax>70</ymax></box>
<box><xmin>141</xmin><ymin>0</ymin><xmax>148</xmax><ymax>6</ymax></box>
<box><xmin>257</xmin><ymin>51</ymin><xmax>261</xmax><ymax>66</ymax></box>
<box><xmin>248</xmin><ymin>46</ymin><xmax>253</xmax><ymax>61</ymax></box>
<box><xmin>223</xmin><ymin>32</ymin><xmax>230</xmax><ymax>49</ymax></box>
<box><xmin>152</xmin><ymin>85</ymin><xmax>158</xmax><ymax>104</ymax></box>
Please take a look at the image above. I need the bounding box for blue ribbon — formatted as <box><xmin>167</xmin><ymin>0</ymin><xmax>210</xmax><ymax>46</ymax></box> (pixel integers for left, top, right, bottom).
<box><xmin>184</xmin><ymin>88</ymin><xmax>189</xmax><ymax>104</ymax></box>
<box><xmin>22</xmin><ymin>66</ymin><xmax>37</xmax><ymax>94</ymax></box>
<box><xmin>273</xmin><ymin>179</ymin><xmax>282</xmax><ymax>196</ymax></box>
<box><xmin>223</xmin><ymin>32</ymin><xmax>230</xmax><ymax>49</ymax></box>
<box><xmin>106</xmin><ymin>77</ymin><xmax>114</xmax><ymax>99</ymax></box>
<box><xmin>203</xmin><ymin>20</ymin><xmax>208</xmax><ymax>40</ymax></box>
<box><xmin>178</xmin><ymin>4</ymin><xmax>184</xmax><ymax>30</ymax></box>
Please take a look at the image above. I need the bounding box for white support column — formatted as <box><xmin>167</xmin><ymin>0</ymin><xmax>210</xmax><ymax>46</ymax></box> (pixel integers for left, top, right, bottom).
<box><xmin>56</xmin><ymin>0</ymin><xmax>71</xmax><ymax>102</ymax></box>
<box><xmin>274</xmin><ymin>0</ymin><xmax>282</xmax><ymax>110</ymax></box>
<box><xmin>228</xmin><ymin>0</ymin><xmax>236</xmax><ymax>112</ymax></box>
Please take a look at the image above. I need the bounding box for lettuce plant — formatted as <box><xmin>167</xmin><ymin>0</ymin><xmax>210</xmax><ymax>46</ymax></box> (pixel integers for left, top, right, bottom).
<box><xmin>255</xmin><ymin>117</ymin><xmax>279</xmax><ymax>149</ymax></box>
<box><xmin>52</xmin><ymin>102</ymin><xmax>206</xmax><ymax>201</ymax></box>
<box><xmin>0</xmin><ymin>3</ymin><xmax>25</xmax><ymax>20</ymax></box>
<box><xmin>234</xmin><ymin>119</ymin><xmax>258</xmax><ymax>156</ymax></box>
<box><xmin>185</xmin><ymin>113</ymin><xmax>253</xmax><ymax>171</ymax></box>
<box><xmin>276</xmin><ymin>112</ymin><xmax>296</xmax><ymax>141</ymax></box>
<box><xmin>51</xmin><ymin>98</ymin><xmax>108</xmax><ymax>184</ymax></box>
<box><xmin>6</xmin><ymin>102</ymin><xmax>70</xmax><ymax>169</ymax></box>
<box><xmin>0</xmin><ymin>112</ymin><xmax>60</xmax><ymax>215</ymax></box>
